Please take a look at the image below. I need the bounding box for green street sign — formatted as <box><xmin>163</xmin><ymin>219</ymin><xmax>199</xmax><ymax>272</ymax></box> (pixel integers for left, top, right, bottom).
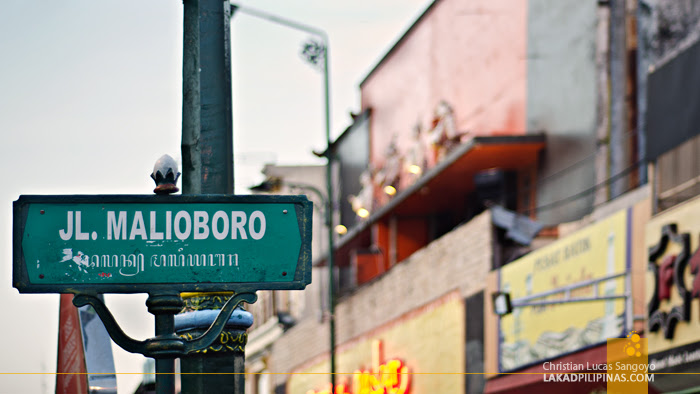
<box><xmin>13</xmin><ymin>195</ymin><xmax>312</xmax><ymax>294</ymax></box>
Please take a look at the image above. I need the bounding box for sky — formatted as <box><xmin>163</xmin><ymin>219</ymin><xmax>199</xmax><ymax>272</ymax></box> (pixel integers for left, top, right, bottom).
<box><xmin>0</xmin><ymin>0</ymin><xmax>430</xmax><ymax>392</ymax></box>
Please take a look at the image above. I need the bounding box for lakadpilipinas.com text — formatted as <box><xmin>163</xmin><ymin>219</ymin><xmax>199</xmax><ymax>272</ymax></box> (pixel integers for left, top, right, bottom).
<box><xmin>542</xmin><ymin>362</ymin><xmax>655</xmax><ymax>383</ymax></box>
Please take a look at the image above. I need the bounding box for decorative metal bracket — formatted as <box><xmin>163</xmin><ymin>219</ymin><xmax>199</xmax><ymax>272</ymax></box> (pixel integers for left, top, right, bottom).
<box><xmin>72</xmin><ymin>292</ymin><xmax>258</xmax><ymax>358</ymax></box>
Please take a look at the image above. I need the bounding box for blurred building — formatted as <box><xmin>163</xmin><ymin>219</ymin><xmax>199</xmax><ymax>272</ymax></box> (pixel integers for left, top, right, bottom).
<box><xmin>635</xmin><ymin>0</ymin><xmax>700</xmax><ymax>392</ymax></box>
<box><xmin>245</xmin><ymin>163</ymin><xmax>333</xmax><ymax>394</ymax></box>
<box><xmin>242</xmin><ymin>0</ymin><xmax>700</xmax><ymax>393</ymax></box>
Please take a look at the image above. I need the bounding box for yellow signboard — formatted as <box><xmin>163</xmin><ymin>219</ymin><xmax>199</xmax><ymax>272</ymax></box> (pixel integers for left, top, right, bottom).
<box><xmin>499</xmin><ymin>209</ymin><xmax>629</xmax><ymax>371</ymax></box>
<box><xmin>290</xmin><ymin>293</ymin><xmax>464</xmax><ymax>394</ymax></box>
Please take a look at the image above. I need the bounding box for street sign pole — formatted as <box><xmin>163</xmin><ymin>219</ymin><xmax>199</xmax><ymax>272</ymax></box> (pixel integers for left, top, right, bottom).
<box><xmin>179</xmin><ymin>0</ymin><xmax>245</xmax><ymax>392</ymax></box>
<box><xmin>182</xmin><ymin>0</ymin><xmax>233</xmax><ymax>196</ymax></box>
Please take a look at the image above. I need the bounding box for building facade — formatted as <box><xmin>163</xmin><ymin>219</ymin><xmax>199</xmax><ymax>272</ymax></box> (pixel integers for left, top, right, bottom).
<box><xmin>637</xmin><ymin>0</ymin><xmax>700</xmax><ymax>391</ymax></box>
<box><xmin>245</xmin><ymin>164</ymin><xmax>331</xmax><ymax>394</ymax></box>
<box><xmin>484</xmin><ymin>187</ymin><xmax>651</xmax><ymax>393</ymax></box>
<box><xmin>485</xmin><ymin>0</ymin><xmax>700</xmax><ymax>392</ymax></box>
<box><xmin>242</xmin><ymin>0</ymin><xmax>700</xmax><ymax>392</ymax></box>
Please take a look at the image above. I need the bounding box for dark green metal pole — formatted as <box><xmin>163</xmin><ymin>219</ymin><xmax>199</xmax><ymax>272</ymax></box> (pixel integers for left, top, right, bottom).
<box><xmin>179</xmin><ymin>1</ymin><xmax>250</xmax><ymax>393</ymax></box>
<box><xmin>155</xmin><ymin>314</ymin><xmax>175</xmax><ymax>394</ymax></box>
<box><xmin>181</xmin><ymin>0</ymin><xmax>201</xmax><ymax>195</ymax></box>
<box><xmin>182</xmin><ymin>0</ymin><xmax>233</xmax><ymax>194</ymax></box>
<box><xmin>323</xmin><ymin>44</ymin><xmax>337</xmax><ymax>391</ymax></box>
<box><xmin>148</xmin><ymin>293</ymin><xmax>184</xmax><ymax>394</ymax></box>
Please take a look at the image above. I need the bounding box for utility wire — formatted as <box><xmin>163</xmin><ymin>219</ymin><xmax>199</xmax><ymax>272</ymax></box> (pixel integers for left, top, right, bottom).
<box><xmin>526</xmin><ymin>157</ymin><xmax>645</xmax><ymax>214</ymax></box>
<box><xmin>502</xmin><ymin>124</ymin><xmax>646</xmax><ymax>217</ymax></box>
<box><xmin>533</xmin><ymin>125</ymin><xmax>642</xmax><ymax>187</ymax></box>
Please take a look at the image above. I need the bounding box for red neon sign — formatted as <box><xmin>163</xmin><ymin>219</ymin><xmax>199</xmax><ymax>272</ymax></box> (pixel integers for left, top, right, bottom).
<box><xmin>307</xmin><ymin>340</ymin><xmax>410</xmax><ymax>394</ymax></box>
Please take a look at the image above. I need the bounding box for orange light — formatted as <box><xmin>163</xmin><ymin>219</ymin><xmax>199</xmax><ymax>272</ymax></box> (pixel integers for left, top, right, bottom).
<box><xmin>408</xmin><ymin>164</ymin><xmax>422</xmax><ymax>175</ymax></box>
<box><xmin>384</xmin><ymin>185</ymin><xmax>397</xmax><ymax>196</ymax></box>
<box><xmin>334</xmin><ymin>224</ymin><xmax>348</xmax><ymax>235</ymax></box>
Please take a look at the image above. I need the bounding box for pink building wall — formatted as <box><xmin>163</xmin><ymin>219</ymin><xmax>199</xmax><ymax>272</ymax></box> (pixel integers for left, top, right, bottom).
<box><xmin>361</xmin><ymin>0</ymin><xmax>527</xmax><ymax>173</ymax></box>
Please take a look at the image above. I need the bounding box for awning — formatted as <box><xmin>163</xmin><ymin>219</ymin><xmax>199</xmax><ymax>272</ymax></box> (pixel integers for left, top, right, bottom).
<box><xmin>325</xmin><ymin>134</ymin><xmax>545</xmax><ymax>267</ymax></box>
<box><xmin>373</xmin><ymin>134</ymin><xmax>545</xmax><ymax>216</ymax></box>
<box><xmin>485</xmin><ymin>345</ymin><xmax>607</xmax><ymax>394</ymax></box>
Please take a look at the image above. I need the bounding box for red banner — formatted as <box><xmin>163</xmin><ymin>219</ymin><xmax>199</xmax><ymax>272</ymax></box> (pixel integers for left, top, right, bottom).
<box><xmin>55</xmin><ymin>294</ymin><xmax>88</xmax><ymax>394</ymax></box>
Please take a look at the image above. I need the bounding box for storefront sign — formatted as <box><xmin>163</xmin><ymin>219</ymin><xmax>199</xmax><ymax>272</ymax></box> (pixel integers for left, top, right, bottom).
<box><xmin>499</xmin><ymin>209</ymin><xmax>630</xmax><ymax>371</ymax></box>
<box><xmin>649</xmin><ymin>340</ymin><xmax>700</xmax><ymax>372</ymax></box>
<box><xmin>13</xmin><ymin>195</ymin><xmax>312</xmax><ymax>293</ymax></box>
<box><xmin>646</xmin><ymin>197</ymin><xmax>700</xmax><ymax>356</ymax></box>
<box><xmin>307</xmin><ymin>340</ymin><xmax>410</xmax><ymax>394</ymax></box>
<box><xmin>647</xmin><ymin>224</ymin><xmax>699</xmax><ymax>340</ymax></box>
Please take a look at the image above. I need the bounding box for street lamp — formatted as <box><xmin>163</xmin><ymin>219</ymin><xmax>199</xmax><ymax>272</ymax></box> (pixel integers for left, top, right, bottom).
<box><xmin>230</xmin><ymin>3</ymin><xmax>338</xmax><ymax>389</ymax></box>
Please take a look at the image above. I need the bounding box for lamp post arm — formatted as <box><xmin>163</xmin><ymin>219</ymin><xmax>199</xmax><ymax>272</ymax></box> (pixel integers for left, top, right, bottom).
<box><xmin>285</xmin><ymin>182</ymin><xmax>326</xmax><ymax>203</ymax></box>
<box><xmin>285</xmin><ymin>182</ymin><xmax>329</xmax><ymax>217</ymax></box>
<box><xmin>229</xmin><ymin>3</ymin><xmax>336</xmax><ymax>388</ymax></box>
<box><xmin>230</xmin><ymin>3</ymin><xmax>329</xmax><ymax>43</ymax></box>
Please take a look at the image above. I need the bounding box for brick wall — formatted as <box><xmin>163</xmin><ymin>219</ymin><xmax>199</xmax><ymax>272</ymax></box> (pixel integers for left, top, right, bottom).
<box><xmin>267</xmin><ymin>210</ymin><xmax>493</xmax><ymax>390</ymax></box>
